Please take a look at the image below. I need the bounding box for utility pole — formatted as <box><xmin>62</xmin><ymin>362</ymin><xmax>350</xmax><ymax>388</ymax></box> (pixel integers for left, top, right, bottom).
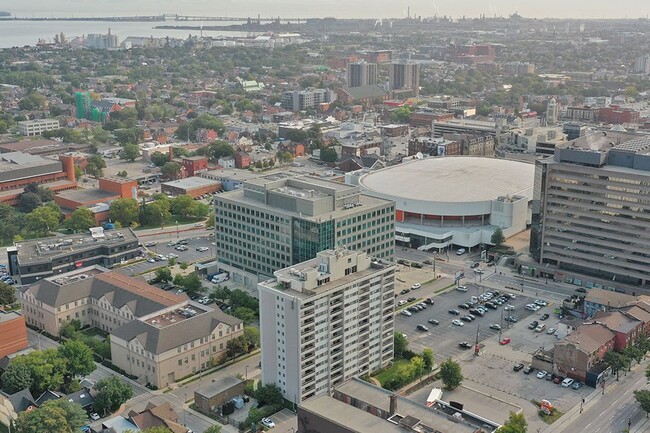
<box><xmin>499</xmin><ymin>308</ymin><xmax>503</xmax><ymax>342</ymax></box>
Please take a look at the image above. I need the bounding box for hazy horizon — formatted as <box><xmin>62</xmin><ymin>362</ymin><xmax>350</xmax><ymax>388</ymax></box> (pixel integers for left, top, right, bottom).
<box><xmin>1</xmin><ymin>0</ymin><xmax>649</xmax><ymax>20</ymax></box>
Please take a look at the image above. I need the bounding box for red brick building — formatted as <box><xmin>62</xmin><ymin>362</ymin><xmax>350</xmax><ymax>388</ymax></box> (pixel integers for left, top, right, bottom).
<box><xmin>0</xmin><ymin>311</ymin><xmax>29</xmax><ymax>358</ymax></box>
<box><xmin>592</xmin><ymin>311</ymin><xmax>643</xmax><ymax>351</ymax></box>
<box><xmin>598</xmin><ymin>106</ymin><xmax>641</xmax><ymax>124</ymax></box>
<box><xmin>234</xmin><ymin>151</ymin><xmax>251</xmax><ymax>169</ymax></box>
<box><xmin>278</xmin><ymin>141</ymin><xmax>305</xmax><ymax>157</ymax></box>
<box><xmin>409</xmin><ymin>111</ymin><xmax>455</xmax><ymax>128</ymax></box>
<box><xmin>181</xmin><ymin>156</ymin><xmax>209</xmax><ymax>177</ymax></box>
<box><xmin>0</xmin><ymin>153</ymin><xmax>77</xmax><ymax>206</ymax></box>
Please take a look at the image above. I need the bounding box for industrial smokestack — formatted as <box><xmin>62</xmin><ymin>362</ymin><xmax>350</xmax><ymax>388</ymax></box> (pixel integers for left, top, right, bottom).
<box><xmin>389</xmin><ymin>394</ymin><xmax>397</xmax><ymax>415</ymax></box>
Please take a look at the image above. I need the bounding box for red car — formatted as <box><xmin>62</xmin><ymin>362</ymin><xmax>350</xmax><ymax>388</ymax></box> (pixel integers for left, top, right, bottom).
<box><xmin>499</xmin><ymin>337</ymin><xmax>511</xmax><ymax>345</ymax></box>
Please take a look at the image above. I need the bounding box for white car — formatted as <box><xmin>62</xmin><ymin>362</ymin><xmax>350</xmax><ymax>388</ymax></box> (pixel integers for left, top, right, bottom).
<box><xmin>547</xmin><ymin>327</ymin><xmax>557</xmax><ymax>335</ymax></box>
<box><xmin>535</xmin><ymin>299</ymin><xmax>547</xmax><ymax>307</ymax></box>
<box><xmin>456</xmin><ymin>248</ymin><xmax>466</xmax><ymax>255</ymax></box>
<box><xmin>561</xmin><ymin>378</ymin><xmax>574</xmax><ymax>388</ymax></box>
<box><xmin>456</xmin><ymin>286</ymin><xmax>468</xmax><ymax>292</ymax></box>
<box><xmin>398</xmin><ymin>300</ymin><xmax>407</xmax><ymax>306</ymax></box>
<box><xmin>536</xmin><ymin>371</ymin><xmax>547</xmax><ymax>379</ymax></box>
<box><xmin>504</xmin><ymin>305</ymin><xmax>515</xmax><ymax>311</ymax></box>
<box><xmin>261</xmin><ymin>418</ymin><xmax>275</xmax><ymax>429</ymax></box>
<box><xmin>400</xmin><ymin>310</ymin><xmax>412</xmax><ymax>317</ymax></box>
<box><xmin>89</xmin><ymin>413</ymin><xmax>100</xmax><ymax>421</ymax></box>
<box><xmin>411</xmin><ymin>283</ymin><xmax>421</xmax><ymax>290</ymax></box>
<box><xmin>452</xmin><ymin>319</ymin><xmax>464</xmax><ymax>326</ymax></box>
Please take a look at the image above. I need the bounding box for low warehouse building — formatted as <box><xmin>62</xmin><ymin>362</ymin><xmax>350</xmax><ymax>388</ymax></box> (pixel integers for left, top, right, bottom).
<box><xmin>161</xmin><ymin>176</ymin><xmax>221</xmax><ymax>198</ymax></box>
<box><xmin>194</xmin><ymin>376</ymin><xmax>245</xmax><ymax>413</ymax></box>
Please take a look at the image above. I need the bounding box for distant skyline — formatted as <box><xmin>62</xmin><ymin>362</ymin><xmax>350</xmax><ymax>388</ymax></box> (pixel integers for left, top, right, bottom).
<box><xmin>1</xmin><ymin>0</ymin><xmax>649</xmax><ymax>19</ymax></box>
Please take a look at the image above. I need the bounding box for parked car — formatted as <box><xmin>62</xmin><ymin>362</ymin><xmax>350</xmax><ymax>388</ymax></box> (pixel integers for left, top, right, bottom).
<box><xmin>407</xmin><ymin>297</ymin><xmax>417</xmax><ymax>302</ymax></box>
<box><xmin>398</xmin><ymin>300</ymin><xmax>407</xmax><ymax>306</ymax></box>
<box><xmin>499</xmin><ymin>337</ymin><xmax>511</xmax><ymax>345</ymax></box>
<box><xmin>425</xmin><ymin>297</ymin><xmax>435</xmax><ymax>305</ymax></box>
<box><xmin>459</xmin><ymin>303</ymin><xmax>470</xmax><ymax>310</ymax></box>
<box><xmin>416</xmin><ymin>324</ymin><xmax>429</xmax><ymax>332</ymax></box>
<box><xmin>456</xmin><ymin>248</ymin><xmax>466</xmax><ymax>255</ymax></box>
<box><xmin>411</xmin><ymin>283</ymin><xmax>421</xmax><ymax>290</ymax></box>
<box><xmin>505</xmin><ymin>316</ymin><xmax>517</xmax><ymax>323</ymax></box>
<box><xmin>523</xmin><ymin>365</ymin><xmax>534</xmax><ymax>374</ymax></box>
<box><xmin>470</xmin><ymin>262</ymin><xmax>480</xmax><ymax>268</ymax></box>
<box><xmin>89</xmin><ymin>413</ymin><xmax>100</xmax><ymax>421</ymax></box>
<box><xmin>535</xmin><ymin>299</ymin><xmax>547</xmax><ymax>307</ymax></box>
<box><xmin>553</xmin><ymin>376</ymin><xmax>562</xmax><ymax>384</ymax></box>
<box><xmin>490</xmin><ymin>324</ymin><xmax>501</xmax><ymax>331</ymax></box>
<box><xmin>540</xmin><ymin>313</ymin><xmax>550</xmax><ymax>321</ymax></box>
<box><xmin>504</xmin><ymin>305</ymin><xmax>515</xmax><ymax>311</ymax></box>
<box><xmin>456</xmin><ymin>285</ymin><xmax>468</xmax><ymax>292</ymax></box>
<box><xmin>571</xmin><ymin>381</ymin><xmax>583</xmax><ymax>390</ymax></box>
<box><xmin>461</xmin><ymin>316</ymin><xmax>473</xmax><ymax>322</ymax></box>
<box><xmin>536</xmin><ymin>371</ymin><xmax>547</xmax><ymax>379</ymax></box>
<box><xmin>452</xmin><ymin>319</ymin><xmax>464</xmax><ymax>326</ymax></box>
<box><xmin>547</xmin><ymin>327</ymin><xmax>557</xmax><ymax>335</ymax></box>
<box><xmin>144</xmin><ymin>241</ymin><xmax>156</xmax><ymax>247</ymax></box>
<box><xmin>196</xmin><ymin>246</ymin><xmax>209</xmax><ymax>252</ymax></box>
<box><xmin>561</xmin><ymin>378</ymin><xmax>574</xmax><ymax>388</ymax></box>
<box><xmin>528</xmin><ymin>321</ymin><xmax>539</xmax><ymax>330</ymax></box>
<box><xmin>513</xmin><ymin>363</ymin><xmax>524</xmax><ymax>372</ymax></box>
<box><xmin>261</xmin><ymin>418</ymin><xmax>275</xmax><ymax>429</ymax></box>
<box><xmin>428</xmin><ymin>318</ymin><xmax>439</xmax><ymax>325</ymax></box>
<box><xmin>459</xmin><ymin>341</ymin><xmax>472</xmax><ymax>349</ymax></box>
<box><xmin>400</xmin><ymin>310</ymin><xmax>412</xmax><ymax>317</ymax></box>
<box><xmin>535</xmin><ymin>324</ymin><xmax>547</xmax><ymax>333</ymax></box>
<box><xmin>448</xmin><ymin>309</ymin><xmax>460</xmax><ymax>315</ymax></box>
<box><xmin>576</xmin><ymin>288</ymin><xmax>587</xmax><ymax>293</ymax></box>
<box><xmin>400</xmin><ymin>289</ymin><xmax>410</xmax><ymax>295</ymax></box>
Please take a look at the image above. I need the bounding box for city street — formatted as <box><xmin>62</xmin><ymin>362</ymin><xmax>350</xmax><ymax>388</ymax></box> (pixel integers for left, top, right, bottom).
<box><xmin>546</xmin><ymin>358</ymin><xmax>650</xmax><ymax>433</ymax></box>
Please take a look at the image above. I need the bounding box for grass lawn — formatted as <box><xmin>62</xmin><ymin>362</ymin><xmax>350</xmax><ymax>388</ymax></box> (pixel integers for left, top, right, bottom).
<box><xmin>80</xmin><ymin>327</ymin><xmax>109</xmax><ymax>340</ymax></box>
<box><xmin>374</xmin><ymin>358</ymin><xmax>411</xmax><ymax>386</ymax></box>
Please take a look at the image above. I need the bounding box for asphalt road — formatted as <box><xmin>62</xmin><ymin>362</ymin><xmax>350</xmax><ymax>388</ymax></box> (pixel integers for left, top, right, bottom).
<box><xmin>549</xmin><ymin>359</ymin><xmax>650</xmax><ymax>433</ymax></box>
<box><xmin>395</xmin><ymin>283</ymin><xmax>540</xmax><ymax>361</ymax></box>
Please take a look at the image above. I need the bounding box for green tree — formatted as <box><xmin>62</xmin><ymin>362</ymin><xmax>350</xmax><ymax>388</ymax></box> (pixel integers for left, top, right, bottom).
<box><xmin>10</xmin><ymin>349</ymin><xmax>66</xmax><ymax>395</ymax></box>
<box><xmin>0</xmin><ymin>281</ymin><xmax>16</xmax><ymax>305</ymax></box>
<box><xmin>109</xmin><ymin>198</ymin><xmax>139</xmax><ymax>227</ymax></box>
<box><xmin>24</xmin><ymin>206</ymin><xmax>61</xmax><ymax>236</ymax></box>
<box><xmin>233</xmin><ymin>307</ymin><xmax>256</xmax><ymax>325</ymax></box>
<box><xmin>93</xmin><ymin>376</ymin><xmax>133</xmax><ymax>416</ymax></box>
<box><xmin>243</xmin><ymin>326</ymin><xmax>260</xmax><ymax>349</ymax></box>
<box><xmin>499</xmin><ymin>411</ymin><xmax>528</xmax><ymax>433</ymax></box>
<box><xmin>120</xmin><ymin>143</ymin><xmax>141</xmax><ymax>162</ymax></box>
<box><xmin>170</xmin><ymin>195</ymin><xmax>194</xmax><ymax>217</ymax></box>
<box><xmin>57</xmin><ymin>340</ymin><xmax>96</xmax><ymax>378</ymax></box>
<box><xmin>154</xmin><ymin>267</ymin><xmax>173</xmax><ymax>283</ymax></box>
<box><xmin>91</xmin><ymin>127</ymin><xmax>111</xmax><ymax>144</ymax></box>
<box><xmin>277</xmin><ymin>151</ymin><xmax>293</xmax><ymax>163</ymax></box>
<box><xmin>605</xmin><ymin>351</ymin><xmax>627</xmax><ymax>380</ymax></box>
<box><xmin>491</xmin><ymin>227</ymin><xmax>506</xmax><ymax>246</ymax></box>
<box><xmin>254</xmin><ymin>383</ymin><xmax>283</xmax><ymax>406</ymax></box>
<box><xmin>138</xmin><ymin>428</ymin><xmax>174</xmax><ymax>433</ymax></box>
<box><xmin>624</xmin><ymin>345</ymin><xmax>644</xmax><ymax>368</ymax></box>
<box><xmin>394</xmin><ymin>332</ymin><xmax>408</xmax><ymax>358</ymax></box>
<box><xmin>178</xmin><ymin>273</ymin><xmax>202</xmax><ymax>295</ymax></box>
<box><xmin>150</xmin><ymin>151</ymin><xmax>169</xmax><ymax>167</ymax></box>
<box><xmin>320</xmin><ymin>146</ymin><xmax>338</xmax><ymax>163</ymax></box>
<box><xmin>634</xmin><ymin>389</ymin><xmax>650</xmax><ymax>418</ymax></box>
<box><xmin>206</xmin><ymin>211</ymin><xmax>215</xmax><ymax>229</ymax></box>
<box><xmin>144</xmin><ymin>199</ymin><xmax>171</xmax><ymax>227</ymax></box>
<box><xmin>17</xmin><ymin>192</ymin><xmax>42</xmax><ymax>213</ymax></box>
<box><xmin>43</xmin><ymin>399</ymin><xmax>87</xmax><ymax>430</ymax></box>
<box><xmin>175</xmin><ymin>114</ymin><xmax>225</xmax><ymax>141</ymax></box>
<box><xmin>15</xmin><ymin>402</ymin><xmax>72</xmax><ymax>433</ymax></box>
<box><xmin>1</xmin><ymin>362</ymin><xmax>33</xmax><ymax>394</ymax></box>
<box><xmin>422</xmin><ymin>348</ymin><xmax>435</xmax><ymax>372</ymax></box>
<box><xmin>86</xmin><ymin>154</ymin><xmax>106</xmax><ymax>178</ymax></box>
<box><xmin>410</xmin><ymin>356</ymin><xmax>425</xmax><ymax>381</ymax></box>
<box><xmin>189</xmin><ymin>201</ymin><xmax>210</xmax><ymax>219</ymax></box>
<box><xmin>391</xmin><ymin>106</ymin><xmax>412</xmax><ymax>123</ymax></box>
<box><xmin>161</xmin><ymin>162</ymin><xmax>182</xmax><ymax>180</ymax></box>
<box><xmin>18</xmin><ymin>92</ymin><xmax>47</xmax><ymax>110</ymax></box>
<box><xmin>203</xmin><ymin>426</ymin><xmax>222</xmax><ymax>433</ymax></box>
<box><xmin>440</xmin><ymin>358</ymin><xmax>463</xmax><ymax>390</ymax></box>
<box><xmin>64</xmin><ymin>208</ymin><xmax>95</xmax><ymax>232</ymax></box>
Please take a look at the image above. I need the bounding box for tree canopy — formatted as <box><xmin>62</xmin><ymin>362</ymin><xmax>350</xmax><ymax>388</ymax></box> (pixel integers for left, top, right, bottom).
<box><xmin>64</xmin><ymin>208</ymin><xmax>96</xmax><ymax>232</ymax></box>
<box><xmin>440</xmin><ymin>358</ymin><xmax>463</xmax><ymax>390</ymax></box>
<box><xmin>93</xmin><ymin>376</ymin><xmax>133</xmax><ymax>416</ymax></box>
<box><xmin>498</xmin><ymin>411</ymin><xmax>528</xmax><ymax>433</ymax></box>
<box><xmin>109</xmin><ymin>198</ymin><xmax>140</xmax><ymax>227</ymax></box>
<box><xmin>15</xmin><ymin>399</ymin><xmax>87</xmax><ymax>433</ymax></box>
<box><xmin>491</xmin><ymin>227</ymin><xmax>506</xmax><ymax>246</ymax></box>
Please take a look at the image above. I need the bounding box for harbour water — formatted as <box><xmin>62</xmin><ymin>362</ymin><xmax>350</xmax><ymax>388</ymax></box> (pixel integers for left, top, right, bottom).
<box><xmin>0</xmin><ymin>20</ymin><xmax>248</xmax><ymax>48</ymax></box>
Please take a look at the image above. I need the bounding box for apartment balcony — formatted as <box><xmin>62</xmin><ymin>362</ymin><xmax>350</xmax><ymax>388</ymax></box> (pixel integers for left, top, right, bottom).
<box><xmin>301</xmin><ymin>352</ymin><xmax>315</xmax><ymax>363</ymax></box>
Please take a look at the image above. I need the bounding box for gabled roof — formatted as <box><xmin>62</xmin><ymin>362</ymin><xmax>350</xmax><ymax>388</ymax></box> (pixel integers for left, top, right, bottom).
<box><xmin>66</xmin><ymin>387</ymin><xmax>95</xmax><ymax>408</ymax></box>
<box><xmin>111</xmin><ymin>308</ymin><xmax>241</xmax><ymax>355</ymax></box>
<box><xmin>585</xmin><ymin>288</ymin><xmax>637</xmax><ymax>310</ymax></box>
<box><xmin>593</xmin><ymin>311</ymin><xmax>641</xmax><ymax>334</ymax></box>
<box><xmin>5</xmin><ymin>388</ymin><xmax>35</xmax><ymax>413</ymax></box>
<box><xmin>34</xmin><ymin>390</ymin><xmax>62</xmax><ymax>406</ymax></box>
<box><xmin>128</xmin><ymin>402</ymin><xmax>186</xmax><ymax>433</ymax></box>
<box><xmin>563</xmin><ymin>323</ymin><xmax>615</xmax><ymax>354</ymax></box>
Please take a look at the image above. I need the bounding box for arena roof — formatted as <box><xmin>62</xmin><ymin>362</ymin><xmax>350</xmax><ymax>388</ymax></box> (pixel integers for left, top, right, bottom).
<box><xmin>360</xmin><ymin>157</ymin><xmax>534</xmax><ymax>203</ymax></box>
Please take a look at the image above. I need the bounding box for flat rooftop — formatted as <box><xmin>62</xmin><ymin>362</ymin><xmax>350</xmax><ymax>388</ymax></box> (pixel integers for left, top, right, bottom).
<box><xmin>143</xmin><ymin>304</ymin><xmax>208</xmax><ymax>328</ymax></box>
<box><xmin>0</xmin><ymin>152</ymin><xmax>60</xmax><ymax>173</ymax></box>
<box><xmin>360</xmin><ymin>156</ymin><xmax>534</xmax><ymax>203</ymax></box>
<box><xmin>55</xmin><ymin>188</ymin><xmax>119</xmax><ymax>205</ymax></box>
<box><xmin>162</xmin><ymin>176</ymin><xmax>220</xmax><ymax>190</ymax></box>
<box><xmin>245</xmin><ymin>173</ymin><xmax>352</xmax><ymax>193</ymax></box>
<box><xmin>0</xmin><ymin>311</ymin><xmax>24</xmax><ymax>324</ymax></box>
<box><xmin>49</xmin><ymin>267</ymin><xmax>105</xmax><ymax>286</ymax></box>
<box><xmin>16</xmin><ymin>228</ymin><xmax>137</xmax><ymax>261</ymax></box>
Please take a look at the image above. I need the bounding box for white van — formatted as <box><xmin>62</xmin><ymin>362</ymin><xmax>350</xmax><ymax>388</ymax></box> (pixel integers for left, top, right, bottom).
<box><xmin>211</xmin><ymin>273</ymin><xmax>229</xmax><ymax>284</ymax></box>
<box><xmin>456</xmin><ymin>248</ymin><xmax>466</xmax><ymax>255</ymax></box>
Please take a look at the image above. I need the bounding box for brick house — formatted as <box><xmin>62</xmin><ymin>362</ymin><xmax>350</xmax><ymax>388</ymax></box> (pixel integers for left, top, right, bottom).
<box><xmin>554</xmin><ymin>323</ymin><xmax>615</xmax><ymax>382</ymax></box>
<box><xmin>234</xmin><ymin>151</ymin><xmax>251</xmax><ymax>169</ymax></box>
<box><xmin>592</xmin><ymin>311</ymin><xmax>643</xmax><ymax>351</ymax></box>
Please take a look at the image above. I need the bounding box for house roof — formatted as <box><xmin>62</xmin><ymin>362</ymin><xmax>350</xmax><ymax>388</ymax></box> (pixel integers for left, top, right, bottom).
<box><xmin>564</xmin><ymin>323</ymin><xmax>615</xmax><ymax>354</ymax></box>
<box><xmin>5</xmin><ymin>389</ymin><xmax>35</xmax><ymax>413</ymax></box>
<box><xmin>66</xmin><ymin>387</ymin><xmax>95</xmax><ymax>408</ymax></box>
<box><xmin>339</xmin><ymin>85</ymin><xmax>388</xmax><ymax>100</ymax></box>
<box><xmin>129</xmin><ymin>402</ymin><xmax>186</xmax><ymax>433</ymax></box>
<box><xmin>195</xmin><ymin>375</ymin><xmax>243</xmax><ymax>399</ymax></box>
<box><xmin>585</xmin><ymin>288</ymin><xmax>637</xmax><ymax>310</ymax></box>
<box><xmin>593</xmin><ymin>311</ymin><xmax>641</xmax><ymax>334</ymax></box>
<box><xmin>20</xmin><ymin>267</ymin><xmax>187</xmax><ymax>316</ymax></box>
<box><xmin>111</xmin><ymin>308</ymin><xmax>241</xmax><ymax>355</ymax></box>
<box><xmin>625</xmin><ymin>305</ymin><xmax>650</xmax><ymax>324</ymax></box>
<box><xmin>34</xmin><ymin>390</ymin><xmax>62</xmax><ymax>406</ymax></box>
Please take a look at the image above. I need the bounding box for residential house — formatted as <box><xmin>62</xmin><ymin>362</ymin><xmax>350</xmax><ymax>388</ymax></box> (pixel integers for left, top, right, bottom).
<box><xmin>217</xmin><ymin>156</ymin><xmax>236</xmax><ymax>168</ymax></box>
<box><xmin>127</xmin><ymin>402</ymin><xmax>188</xmax><ymax>433</ymax></box>
<box><xmin>234</xmin><ymin>151</ymin><xmax>251</xmax><ymax>169</ymax></box>
<box><xmin>592</xmin><ymin>311</ymin><xmax>643</xmax><ymax>350</ymax></box>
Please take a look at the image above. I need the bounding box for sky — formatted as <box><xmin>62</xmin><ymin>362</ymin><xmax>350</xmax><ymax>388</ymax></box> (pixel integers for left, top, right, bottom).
<box><xmin>1</xmin><ymin>0</ymin><xmax>649</xmax><ymax>19</ymax></box>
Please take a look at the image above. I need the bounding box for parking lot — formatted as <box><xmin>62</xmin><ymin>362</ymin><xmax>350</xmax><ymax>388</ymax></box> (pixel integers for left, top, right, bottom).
<box><xmin>395</xmin><ymin>283</ymin><xmax>542</xmax><ymax>362</ymax></box>
<box><xmin>116</xmin><ymin>235</ymin><xmax>215</xmax><ymax>277</ymax></box>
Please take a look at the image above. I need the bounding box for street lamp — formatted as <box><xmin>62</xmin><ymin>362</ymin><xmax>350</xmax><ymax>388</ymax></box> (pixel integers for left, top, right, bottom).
<box><xmin>245</xmin><ymin>365</ymin><xmax>249</xmax><ymax>381</ymax></box>
<box><xmin>176</xmin><ymin>220</ymin><xmax>179</xmax><ymax>239</ymax></box>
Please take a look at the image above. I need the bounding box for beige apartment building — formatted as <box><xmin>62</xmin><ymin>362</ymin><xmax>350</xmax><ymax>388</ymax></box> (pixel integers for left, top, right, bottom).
<box><xmin>111</xmin><ymin>307</ymin><xmax>243</xmax><ymax>388</ymax></box>
<box><xmin>17</xmin><ymin>266</ymin><xmax>243</xmax><ymax>388</ymax></box>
